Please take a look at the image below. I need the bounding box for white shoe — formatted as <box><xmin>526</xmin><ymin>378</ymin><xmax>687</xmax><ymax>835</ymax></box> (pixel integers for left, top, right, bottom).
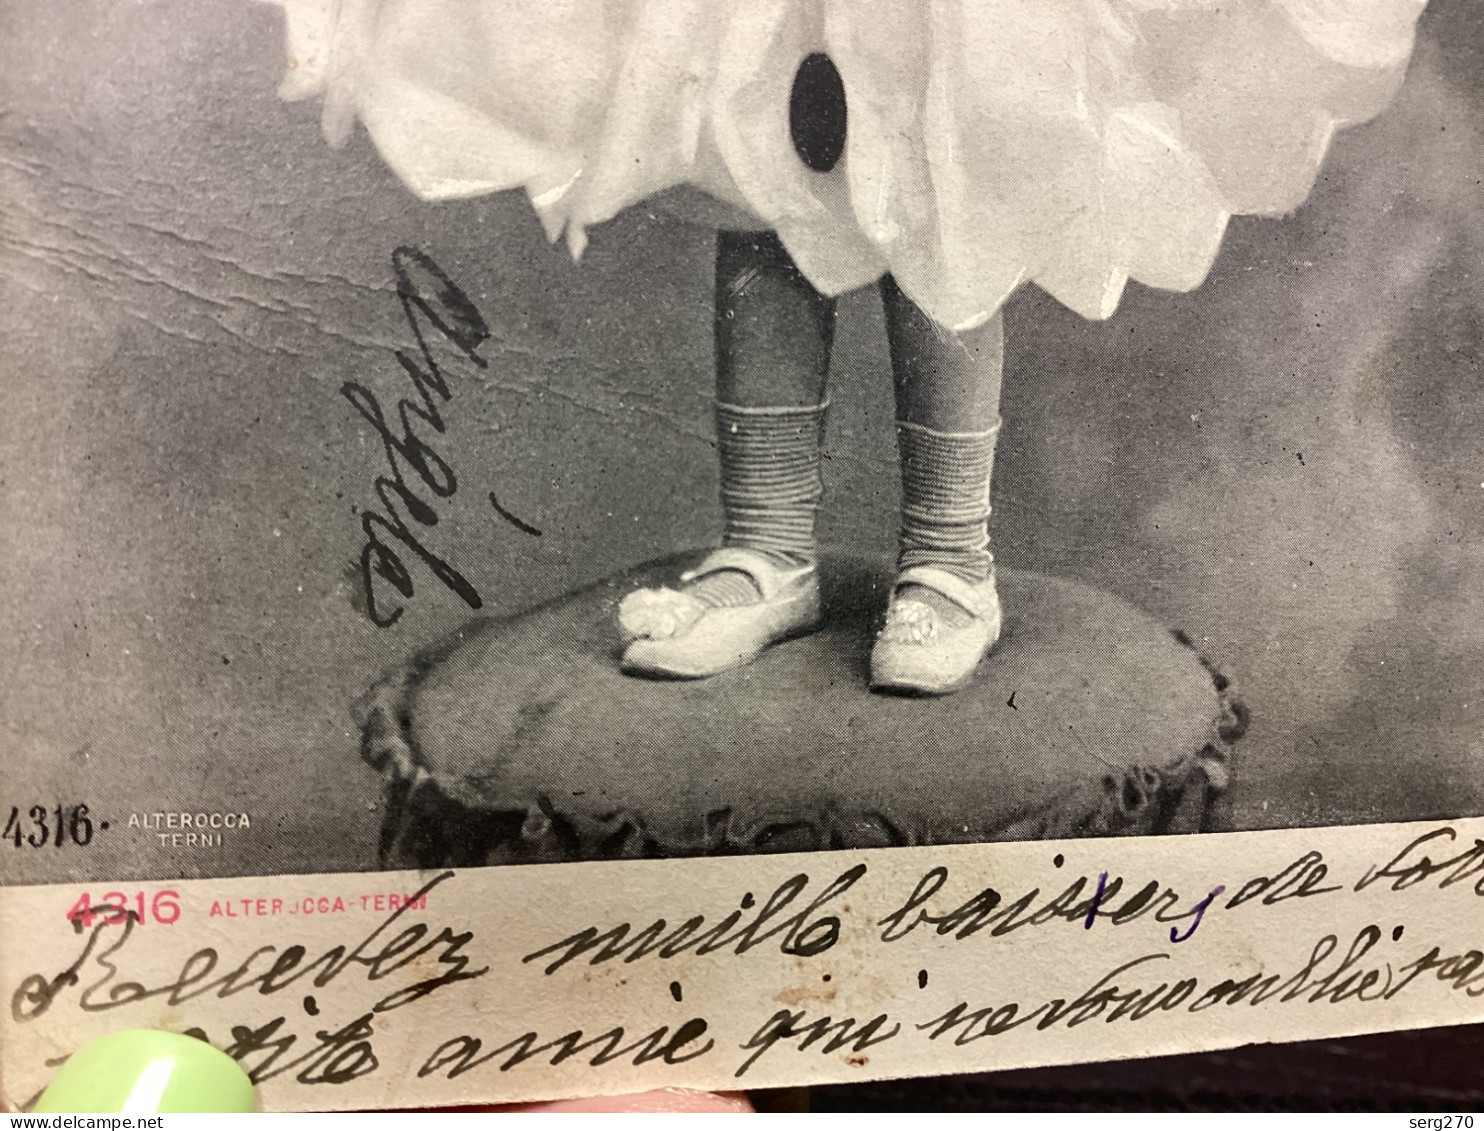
<box><xmin>870</xmin><ymin>565</ymin><xmax>1002</xmax><ymax>695</ymax></box>
<box><xmin>619</xmin><ymin>548</ymin><xmax>821</xmax><ymax>678</ymax></box>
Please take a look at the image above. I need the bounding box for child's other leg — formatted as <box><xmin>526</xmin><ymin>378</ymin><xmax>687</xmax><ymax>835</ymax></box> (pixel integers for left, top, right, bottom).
<box><xmin>882</xmin><ymin>275</ymin><xmax>1001</xmax><ymax>436</ymax></box>
<box><xmin>874</xmin><ymin>274</ymin><xmax>1003</xmax><ymax>694</ymax></box>
<box><xmin>618</xmin><ymin>231</ymin><xmax>833</xmax><ymax>678</ymax></box>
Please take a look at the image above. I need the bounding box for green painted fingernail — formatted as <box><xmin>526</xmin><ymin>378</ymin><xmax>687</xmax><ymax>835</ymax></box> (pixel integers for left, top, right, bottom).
<box><xmin>34</xmin><ymin>1030</ymin><xmax>254</xmax><ymax>1113</ymax></box>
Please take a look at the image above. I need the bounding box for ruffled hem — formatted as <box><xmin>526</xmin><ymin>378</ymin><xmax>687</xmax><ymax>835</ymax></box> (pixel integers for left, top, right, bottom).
<box><xmin>267</xmin><ymin>0</ymin><xmax>1422</xmax><ymax>328</ymax></box>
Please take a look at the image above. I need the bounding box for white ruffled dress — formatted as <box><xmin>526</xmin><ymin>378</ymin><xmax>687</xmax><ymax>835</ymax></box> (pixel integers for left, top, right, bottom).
<box><xmin>267</xmin><ymin>0</ymin><xmax>1424</xmax><ymax>329</ymax></box>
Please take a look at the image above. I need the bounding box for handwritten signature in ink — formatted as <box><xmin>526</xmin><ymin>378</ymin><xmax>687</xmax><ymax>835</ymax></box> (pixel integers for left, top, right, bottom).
<box><xmin>343</xmin><ymin>247</ymin><xmax>541</xmax><ymax>628</ymax></box>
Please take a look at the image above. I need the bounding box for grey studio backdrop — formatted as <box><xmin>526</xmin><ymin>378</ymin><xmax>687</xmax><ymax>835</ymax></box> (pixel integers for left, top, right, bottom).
<box><xmin>1</xmin><ymin>0</ymin><xmax>1481</xmax><ymax>884</ymax></box>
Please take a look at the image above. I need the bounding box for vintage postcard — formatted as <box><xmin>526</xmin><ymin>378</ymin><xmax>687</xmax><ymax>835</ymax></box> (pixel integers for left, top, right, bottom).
<box><xmin>2</xmin><ymin>0</ymin><xmax>1480</xmax><ymax>1112</ymax></box>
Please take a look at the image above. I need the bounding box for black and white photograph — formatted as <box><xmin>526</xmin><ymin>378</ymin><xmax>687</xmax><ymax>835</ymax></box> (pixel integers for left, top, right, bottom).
<box><xmin>5</xmin><ymin>0</ymin><xmax>1478</xmax><ymax>884</ymax></box>
<box><xmin>5</xmin><ymin>0</ymin><xmax>1484</xmax><ymax>1110</ymax></box>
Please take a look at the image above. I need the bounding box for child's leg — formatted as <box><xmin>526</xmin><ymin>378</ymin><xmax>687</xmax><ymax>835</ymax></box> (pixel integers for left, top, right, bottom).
<box><xmin>693</xmin><ymin>230</ymin><xmax>835</xmax><ymax>607</ymax></box>
<box><xmin>716</xmin><ymin>231</ymin><xmax>835</xmax><ymax>411</ymax></box>
<box><xmin>617</xmin><ymin>232</ymin><xmax>833</xmax><ymax>678</ymax></box>
<box><xmin>874</xmin><ymin>275</ymin><xmax>1003</xmax><ymax>692</ymax></box>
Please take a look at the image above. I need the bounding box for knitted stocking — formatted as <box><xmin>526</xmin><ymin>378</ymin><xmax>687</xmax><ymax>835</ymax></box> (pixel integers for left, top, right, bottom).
<box><xmin>895</xmin><ymin>418</ymin><xmax>999</xmax><ymax>623</ymax></box>
<box><xmin>688</xmin><ymin>399</ymin><xmax>827</xmax><ymax>608</ymax></box>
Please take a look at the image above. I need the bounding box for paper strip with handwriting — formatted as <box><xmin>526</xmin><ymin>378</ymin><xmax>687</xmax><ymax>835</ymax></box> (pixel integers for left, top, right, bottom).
<box><xmin>3</xmin><ymin>0</ymin><xmax>1481</xmax><ymax>1112</ymax></box>
<box><xmin>4</xmin><ymin>822</ymin><xmax>1484</xmax><ymax>1110</ymax></box>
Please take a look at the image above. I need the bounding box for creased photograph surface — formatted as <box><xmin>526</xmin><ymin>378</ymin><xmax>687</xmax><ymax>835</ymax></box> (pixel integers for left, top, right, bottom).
<box><xmin>1</xmin><ymin>0</ymin><xmax>1479</xmax><ymax>1110</ymax></box>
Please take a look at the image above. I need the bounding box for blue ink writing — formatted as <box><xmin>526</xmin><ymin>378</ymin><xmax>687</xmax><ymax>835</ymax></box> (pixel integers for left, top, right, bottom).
<box><xmin>1169</xmin><ymin>885</ymin><xmax>1226</xmax><ymax>944</ymax></box>
<box><xmin>1083</xmin><ymin>872</ymin><xmax>1109</xmax><ymax>930</ymax></box>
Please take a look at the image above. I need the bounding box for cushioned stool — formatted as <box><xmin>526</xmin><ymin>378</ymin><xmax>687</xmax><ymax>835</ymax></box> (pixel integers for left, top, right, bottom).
<box><xmin>358</xmin><ymin>554</ymin><xmax>1243</xmax><ymax>868</ymax></box>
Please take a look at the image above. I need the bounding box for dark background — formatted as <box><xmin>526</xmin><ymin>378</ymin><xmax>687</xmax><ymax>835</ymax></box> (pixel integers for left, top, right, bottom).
<box><xmin>802</xmin><ymin>1022</ymin><xmax>1484</xmax><ymax>1111</ymax></box>
<box><xmin>1</xmin><ymin>0</ymin><xmax>1481</xmax><ymax>887</ymax></box>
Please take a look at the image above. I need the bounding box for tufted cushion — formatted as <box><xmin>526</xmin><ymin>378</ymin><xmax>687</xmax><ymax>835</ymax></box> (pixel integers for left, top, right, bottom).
<box><xmin>358</xmin><ymin>554</ymin><xmax>1241</xmax><ymax>867</ymax></box>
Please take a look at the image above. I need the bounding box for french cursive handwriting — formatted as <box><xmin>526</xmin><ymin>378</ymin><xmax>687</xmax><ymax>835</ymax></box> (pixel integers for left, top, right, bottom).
<box><xmin>10</xmin><ymin>872</ymin><xmax>483</xmax><ymax>1024</ymax></box>
<box><xmin>1225</xmin><ymin>850</ymin><xmax>1342</xmax><ymax>907</ymax></box>
<box><xmin>919</xmin><ymin>923</ymin><xmax>1484</xmax><ymax>1046</ymax></box>
<box><xmin>878</xmin><ymin>864</ymin><xmax>1226</xmax><ymax>945</ymax></box>
<box><xmin>189</xmin><ymin>1012</ymin><xmax>380</xmax><ymax>1086</ymax></box>
<box><xmin>735</xmin><ymin>1009</ymin><xmax>900</xmax><ymax>1078</ymax></box>
<box><xmin>346</xmin><ymin>247</ymin><xmax>540</xmax><ymax>627</ymax></box>
<box><xmin>11</xmin><ymin>823</ymin><xmax>1484</xmax><ymax>1100</ymax></box>
<box><xmin>1355</xmin><ymin>826</ymin><xmax>1484</xmax><ymax>895</ymax></box>
<box><xmin>419</xmin><ymin>1018</ymin><xmax>714</xmax><ymax>1080</ymax></box>
<box><xmin>522</xmin><ymin>866</ymin><xmax>867</xmax><ymax>976</ymax></box>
